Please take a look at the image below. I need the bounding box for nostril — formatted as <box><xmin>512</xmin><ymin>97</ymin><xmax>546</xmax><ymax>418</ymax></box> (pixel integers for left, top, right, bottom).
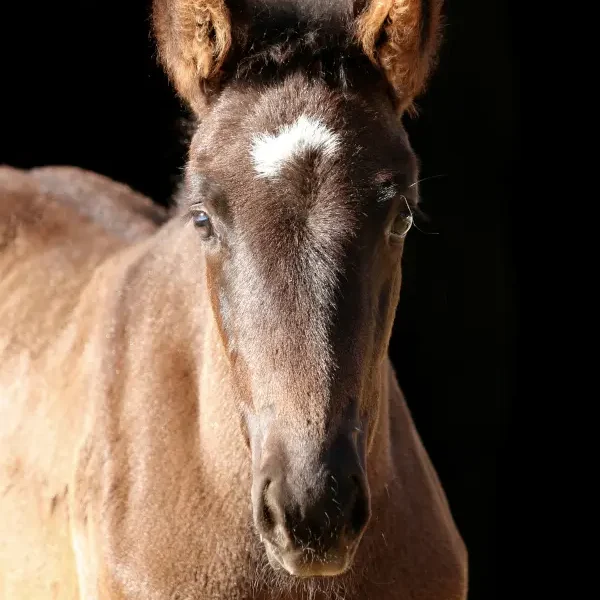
<box><xmin>259</xmin><ymin>478</ymin><xmax>275</xmax><ymax>531</ymax></box>
<box><xmin>349</xmin><ymin>475</ymin><xmax>369</xmax><ymax>534</ymax></box>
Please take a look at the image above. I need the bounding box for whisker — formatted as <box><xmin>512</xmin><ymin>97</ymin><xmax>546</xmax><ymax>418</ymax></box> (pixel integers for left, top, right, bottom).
<box><xmin>400</xmin><ymin>195</ymin><xmax>439</xmax><ymax>236</ymax></box>
<box><xmin>408</xmin><ymin>173</ymin><xmax>447</xmax><ymax>188</ymax></box>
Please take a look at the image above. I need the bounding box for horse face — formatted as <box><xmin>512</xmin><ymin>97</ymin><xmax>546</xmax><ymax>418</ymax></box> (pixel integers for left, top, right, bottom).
<box><xmin>182</xmin><ymin>78</ymin><xmax>418</xmax><ymax>575</ymax></box>
<box><xmin>154</xmin><ymin>0</ymin><xmax>440</xmax><ymax>578</ymax></box>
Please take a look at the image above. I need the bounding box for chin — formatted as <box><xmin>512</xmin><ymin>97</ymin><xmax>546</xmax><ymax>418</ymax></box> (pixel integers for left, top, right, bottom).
<box><xmin>264</xmin><ymin>539</ymin><xmax>356</xmax><ymax>579</ymax></box>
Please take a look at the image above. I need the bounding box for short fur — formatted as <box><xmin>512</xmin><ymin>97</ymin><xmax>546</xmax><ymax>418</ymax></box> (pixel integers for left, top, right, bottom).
<box><xmin>153</xmin><ymin>0</ymin><xmax>232</xmax><ymax>112</ymax></box>
<box><xmin>154</xmin><ymin>0</ymin><xmax>443</xmax><ymax>114</ymax></box>
<box><xmin>356</xmin><ymin>0</ymin><xmax>443</xmax><ymax>112</ymax></box>
<box><xmin>0</xmin><ymin>1</ymin><xmax>465</xmax><ymax>598</ymax></box>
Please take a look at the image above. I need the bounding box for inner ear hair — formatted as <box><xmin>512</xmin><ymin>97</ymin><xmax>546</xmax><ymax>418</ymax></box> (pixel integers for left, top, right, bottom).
<box><xmin>355</xmin><ymin>0</ymin><xmax>443</xmax><ymax>113</ymax></box>
<box><xmin>153</xmin><ymin>0</ymin><xmax>232</xmax><ymax>114</ymax></box>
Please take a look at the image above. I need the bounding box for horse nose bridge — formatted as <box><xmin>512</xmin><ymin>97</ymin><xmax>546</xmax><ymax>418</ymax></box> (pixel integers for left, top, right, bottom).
<box><xmin>260</xmin><ymin>418</ymin><xmax>350</xmax><ymax>477</ymax></box>
<box><xmin>273</xmin><ymin>384</ymin><xmax>359</xmax><ymax>437</ymax></box>
<box><xmin>260</xmin><ymin>391</ymin><xmax>362</xmax><ymax>460</ymax></box>
<box><xmin>258</xmin><ymin>428</ymin><xmax>367</xmax><ymax>510</ymax></box>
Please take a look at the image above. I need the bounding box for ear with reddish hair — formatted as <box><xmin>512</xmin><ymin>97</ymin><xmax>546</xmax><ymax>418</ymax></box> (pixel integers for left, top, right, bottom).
<box><xmin>355</xmin><ymin>0</ymin><xmax>443</xmax><ymax>113</ymax></box>
<box><xmin>153</xmin><ymin>0</ymin><xmax>232</xmax><ymax>114</ymax></box>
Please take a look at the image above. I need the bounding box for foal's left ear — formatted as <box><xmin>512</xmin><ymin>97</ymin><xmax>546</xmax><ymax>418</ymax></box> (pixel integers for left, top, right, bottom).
<box><xmin>153</xmin><ymin>0</ymin><xmax>232</xmax><ymax>114</ymax></box>
<box><xmin>355</xmin><ymin>0</ymin><xmax>444</xmax><ymax>113</ymax></box>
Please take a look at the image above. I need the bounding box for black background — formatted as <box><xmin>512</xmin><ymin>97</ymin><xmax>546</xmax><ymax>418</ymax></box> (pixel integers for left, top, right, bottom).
<box><xmin>1</xmin><ymin>2</ymin><xmax>517</xmax><ymax>598</ymax></box>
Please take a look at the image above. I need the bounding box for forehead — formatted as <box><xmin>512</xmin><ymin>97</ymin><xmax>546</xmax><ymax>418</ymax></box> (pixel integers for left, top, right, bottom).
<box><xmin>250</xmin><ymin>114</ymin><xmax>342</xmax><ymax>179</ymax></box>
<box><xmin>187</xmin><ymin>79</ymin><xmax>417</xmax><ymax>312</ymax></box>
<box><xmin>190</xmin><ymin>77</ymin><xmax>418</xmax><ymax>206</ymax></box>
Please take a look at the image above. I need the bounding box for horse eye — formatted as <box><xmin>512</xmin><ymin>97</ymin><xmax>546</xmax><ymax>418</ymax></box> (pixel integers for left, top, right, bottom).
<box><xmin>389</xmin><ymin>211</ymin><xmax>413</xmax><ymax>241</ymax></box>
<box><xmin>191</xmin><ymin>208</ymin><xmax>213</xmax><ymax>239</ymax></box>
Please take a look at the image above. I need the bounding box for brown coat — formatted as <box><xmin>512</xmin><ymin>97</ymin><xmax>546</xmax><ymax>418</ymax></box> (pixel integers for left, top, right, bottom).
<box><xmin>1</xmin><ymin>0</ymin><xmax>468</xmax><ymax>597</ymax></box>
<box><xmin>0</xmin><ymin>165</ymin><xmax>466</xmax><ymax>599</ymax></box>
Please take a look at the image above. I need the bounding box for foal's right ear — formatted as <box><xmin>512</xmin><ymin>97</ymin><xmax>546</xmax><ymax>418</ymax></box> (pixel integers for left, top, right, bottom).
<box><xmin>153</xmin><ymin>0</ymin><xmax>232</xmax><ymax>114</ymax></box>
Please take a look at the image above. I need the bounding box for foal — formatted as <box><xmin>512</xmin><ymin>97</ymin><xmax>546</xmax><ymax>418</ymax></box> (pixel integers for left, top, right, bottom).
<box><xmin>0</xmin><ymin>0</ymin><xmax>467</xmax><ymax>598</ymax></box>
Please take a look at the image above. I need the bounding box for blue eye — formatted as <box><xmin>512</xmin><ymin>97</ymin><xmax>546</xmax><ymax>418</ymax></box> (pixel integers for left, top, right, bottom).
<box><xmin>191</xmin><ymin>208</ymin><xmax>213</xmax><ymax>239</ymax></box>
<box><xmin>193</xmin><ymin>211</ymin><xmax>209</xmax><ymax>226</ymax></box>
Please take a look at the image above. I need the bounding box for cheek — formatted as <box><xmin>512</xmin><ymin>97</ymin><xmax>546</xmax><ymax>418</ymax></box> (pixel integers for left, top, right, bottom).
<box><xmin>205</xmin><ymin>254</ymin><xmax>240</xmax><ymax>356</ymax></box>
<box><xmin>207</xmin><ymin>263</ymin><xmax>268</xmax><ymax>413</ymax></box>
<box><xmin>380</xmin><ymin>267</ymin><xmax>402</xmax><ymax>324</ymax></box>
<box><xmin>372</xmin><ymin>253</ymin><xmax>403</xmax><ymax>354</ymax></box>
<box><xmin>205</xmin><ymin>262</ymin><xmax>251</xmax><ymax>392</ymax></box>
<box><xmin>205</xmin><ymin>261</ymin><xmax>230</xmax><ymax>348</ymax></box>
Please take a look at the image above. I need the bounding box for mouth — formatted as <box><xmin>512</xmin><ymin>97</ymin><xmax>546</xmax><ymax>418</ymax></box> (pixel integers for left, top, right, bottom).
<box><xmin>262</xmin><ymin>537</ymin><xmax>358</xmax><ymax>578</ymax></box>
